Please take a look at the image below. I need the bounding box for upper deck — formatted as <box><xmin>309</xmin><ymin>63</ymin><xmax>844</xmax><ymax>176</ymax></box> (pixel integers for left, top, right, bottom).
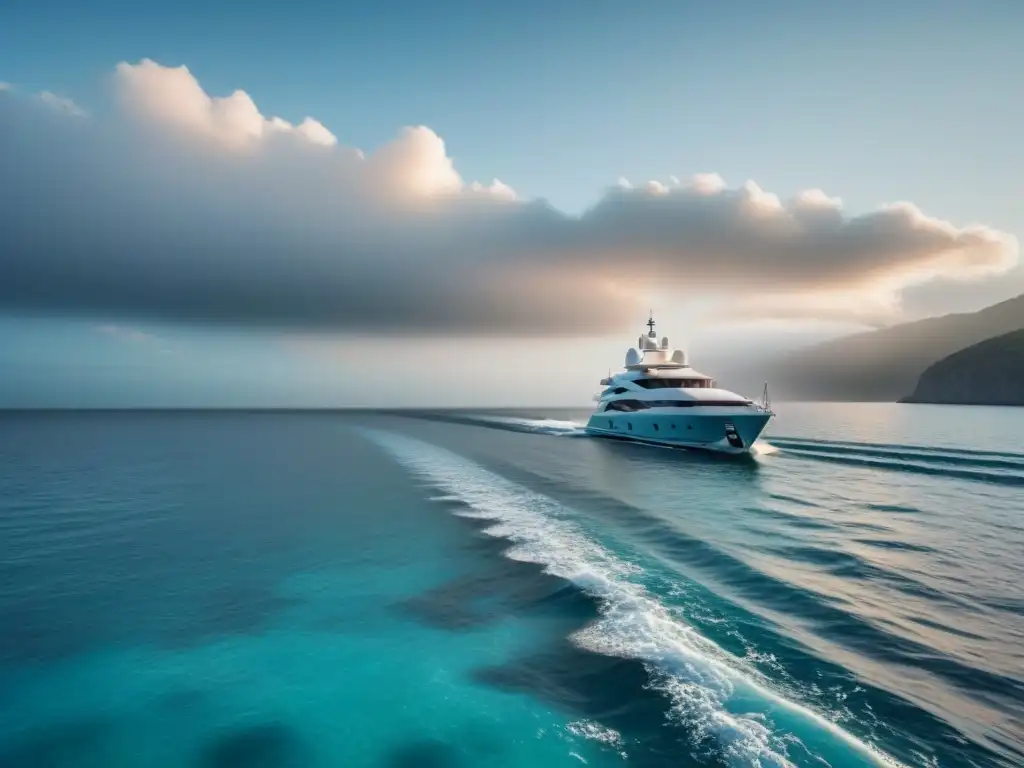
<box><xmin>600</xmin><ymin>314</ymin><xmax>714</xmax><ymax>386</ymax></box>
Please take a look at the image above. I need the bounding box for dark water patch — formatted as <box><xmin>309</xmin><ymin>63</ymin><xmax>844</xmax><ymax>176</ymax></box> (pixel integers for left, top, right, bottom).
<box><xmin>0</xmin><ymin>601</ymin><xmax>95</xmax><ymax>665</ymax></box>
<box><xmin>734</xmin><ymin>521</ymin><xmax>800</xmax><ymax>542</ymax></box>
<box><xmin>977</xmin><ymin>596</ymin><xmax>1024</xmax><ymax>615</ymax></box>
<box><xmin>861</xmin><ymin>502</ymin><xmax>922</xmax><ymax>515</ymax></box>
<box><xmin>425</xmin><ymin>495</ymin><xmax>476</xmax><ymax>515</ymax></box>
<box><xmin>767</xmin><ymin>544</ymin><xmax>955</xmax><ymax>605</ymax></box>
<box><xmin>770</xmin><ymin>544</ymin><xmax>937</xmax><ymax>585</ymax></box>
<box><xmin>781</xmin><ymin>447</ymin><xmax>1024</xmax><ymax>488</ymax></box>
<box><xmin>383</xmin><ymin>738</ymin><xmax>463</xmax><ymax>768</ymax></box>
<box><xmin>0</xmin><ymin>717</ymin><xmax>111</xmax><ymax>768</ymax></box>
<box><xmin>397</xmin><ymin>575</ymin><xmax>494</xmax><ymax>631</ymax></box>
<box><xmin>155</xmin><ymin>687</ymin><xmax>211</xmax><ymax>715</ymax></box>
<box><xmin>401</xmin><ymin>493</ymin><xmax>603</xmax><ymax>631</ymax></box>
<box><xmin>201</xmin><ymin>722</ymin><xmax>311</xmax><ymax>768</ymax></box>
<box><xmin>160</xmin><ymin>583</ymin><xmax>300</xmax><ymax>650</ymax></box>
<box><xmin>396</xmin><ymin>549</ymin><xmax>601</xmax><ymax>633</ymax></box>
<box><xmin>473</xmin><ymin>641</ymin><xmax>724</xmax><ymax>768</ymax></box>
<box><xmin>766</xmin><ymin>492</ymin><xmax>822</xmax><ymax>509</ymax></box>
<box><xmin>452</xmin><ymin>525</ymin><xmax>604</xmax><ymax>622</ymax></box>
<box><xmin>458</xmin><ymin>526</ymin><xmax>514</xmax><ymax>559</ymax></box>
<box><xmin>852</xmin><ymin>537</ymin><xmax>937</xmax><ymax>554</ymax></box>
<box><xmin>841</xmin><ymin>520</ymin><xmax>894</xmax><ymax>533</ymax></box>
<box><xmin>744</xmin><ymin>504</ymin><xmax>835</xmax><ymax>530</ymax></box>
<box><xmin>908</xmin><ymin>615</ymin><xmax>989</xmax><ymax>641</ymax></box>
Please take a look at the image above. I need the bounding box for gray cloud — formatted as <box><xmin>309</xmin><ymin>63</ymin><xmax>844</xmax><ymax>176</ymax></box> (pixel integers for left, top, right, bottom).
<box><xmin>0</xmin><ymin>60</ymin><xmax>1017</xmax><ymax>335</ymax></box>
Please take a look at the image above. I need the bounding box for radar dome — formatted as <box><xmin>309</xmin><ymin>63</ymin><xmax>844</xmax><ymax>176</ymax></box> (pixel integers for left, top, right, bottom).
<box><xmin>625</xmin><ymin>348</ymin><xmax>641</xmax><ymax>367</ymax></box>
<box><xmin>671</xmin><ymin>349</ymin><xmax>686</xmax><ymax>365</ymax></box>
<box><xmin>661</xmin><ymin>336</ymin><xmax>669</xmax><ymax>349</ymax></box>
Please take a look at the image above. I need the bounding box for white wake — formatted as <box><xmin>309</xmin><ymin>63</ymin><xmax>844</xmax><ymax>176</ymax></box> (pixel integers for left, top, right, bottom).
<box><xmin>362</xmin><ymin>428</ymin><xmax>906</xmax><ymax>768</ymax></box>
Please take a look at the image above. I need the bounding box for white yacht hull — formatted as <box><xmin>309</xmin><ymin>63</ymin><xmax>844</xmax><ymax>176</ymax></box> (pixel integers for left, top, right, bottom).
<box><xmin>584</xmin><ymin>410</ymin><xmax>771</xmax><ymax>455</ymax></box>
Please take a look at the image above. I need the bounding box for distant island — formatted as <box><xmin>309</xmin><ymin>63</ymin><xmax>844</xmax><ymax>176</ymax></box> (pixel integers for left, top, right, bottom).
<box><xmin>759</xmin><ymin>293</ymin><xmax>1024</xmax><ymax>402</ymax></box>
<box><xmin>900</xmin><ymin>329</ymin><xmax>1024</xmax><ymax>406</ymax></box>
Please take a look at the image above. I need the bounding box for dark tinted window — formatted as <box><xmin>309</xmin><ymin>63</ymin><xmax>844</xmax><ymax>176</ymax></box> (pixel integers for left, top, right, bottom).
<box><xmin>605</xmin><ymin>399</ymin><xmax>749</xmax><ymax>410</ymax></box>
<box><xmin>634</xmin><ymin>378</ymin><xmax>714</xmax><ymax>389</ymax></box>
<box><xmin>647</xmin><ymin>399</ymin><xmax>750</xmax><ymax>407</ymax></box>
<box><xmin>605</xmin><ymin>400</ymin><xmax>647</xmax><ymax>412</ymax></box>
<box><xmin>634</xmin><ymin>378</ymin><xmax>681</xmax><ymax>389</ymax></box>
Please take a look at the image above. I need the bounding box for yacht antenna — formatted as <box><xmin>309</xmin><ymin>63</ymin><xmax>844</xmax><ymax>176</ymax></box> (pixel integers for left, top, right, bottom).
<box><xmin>646</xmin><ymin>311</ymin><xmax>656</xmax><ymax>338</ymax></box>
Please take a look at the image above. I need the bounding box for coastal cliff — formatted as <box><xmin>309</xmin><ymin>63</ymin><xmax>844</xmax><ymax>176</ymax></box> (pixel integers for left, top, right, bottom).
<box><xmin>900</xmin><ymin>329</ymin><xmax>1024</xmax><ymax>406</ymax></box>
<box><xmin>764</xmin><ymin>294</ymin><xmax>1024</xmax><ymax>402</ymax></box>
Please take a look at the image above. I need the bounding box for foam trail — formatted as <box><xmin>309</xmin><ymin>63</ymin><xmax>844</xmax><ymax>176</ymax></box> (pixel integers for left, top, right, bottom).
<box><xmin>361</xmin><ymin>428</ymin><xmax>906</xmax><ymax>768</ymax></box>
<box><xmin>469</xmin><ymin>415</ymin><xmax>588</xmax><ymax>436</ymax></box>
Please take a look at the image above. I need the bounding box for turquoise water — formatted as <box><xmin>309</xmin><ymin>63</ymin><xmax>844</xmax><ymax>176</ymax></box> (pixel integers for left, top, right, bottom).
<box><xmin>0</xmin><ymin>404</ymin><xmax>1021</xmax><ymax>767</ymax></box>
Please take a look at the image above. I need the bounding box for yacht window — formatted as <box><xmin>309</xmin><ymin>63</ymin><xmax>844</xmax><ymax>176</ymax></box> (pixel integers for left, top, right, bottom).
<box><xmin>605</xmin><ymin>400</ymin><xmax>647</xmax><ymax>412</ymax></box>
<box><xmin>627</xmin><ymin>423</ymin><xmax>632</xmax><ymax>430</ymax></box>
<box><xmin>635</xmin><ymin>378</ymin><xmax>680</xmax><ymax>389</ymax></box>
<box><xmin>635</xmin><ymin>378</ymin><xmax>713</xmax><ymax>389</ymax></box>
<box><xmin>653</xmin><ymin>424</ymin><xmax>659</xmax><ymax>431</ymax></box>
<box><xmin>606</xmin><ymin>398</ymin><xmax>749</xmax><ymax>411</ymax></box>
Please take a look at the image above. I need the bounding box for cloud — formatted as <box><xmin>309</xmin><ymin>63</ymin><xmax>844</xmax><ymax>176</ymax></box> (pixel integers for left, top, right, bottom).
<box><xmin>0</xmin><ymin>82</ymin><xmax>11</xmax><ymax>92</ymax></box>
<box><xmin>113</xmin><ymin>59</ymin><xmax>335</xmax><ymax>149</ymax></box>
<box><xmin>0</xmin><ymin>59</ymin><xmax>1017</xmax><ymax>335</ymax></box>
<box><xmin>36</xmin><ymin>90</ymin><xmax>87</xmax><ymax>118</ymax></box>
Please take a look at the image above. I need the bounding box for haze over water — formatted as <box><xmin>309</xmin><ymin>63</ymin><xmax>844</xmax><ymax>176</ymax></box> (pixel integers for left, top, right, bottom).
<box><xmin>1</xmin><ymin>403</ymin><xmax>1021</xmax><ymax>767</ymax></box>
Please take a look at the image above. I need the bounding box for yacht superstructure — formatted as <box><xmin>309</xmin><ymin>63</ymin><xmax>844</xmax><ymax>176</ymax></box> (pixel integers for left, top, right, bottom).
<box><xmin>585</xmin><ymin>315</ymin><xmax>773</xmax><ymax>453</ymax></box>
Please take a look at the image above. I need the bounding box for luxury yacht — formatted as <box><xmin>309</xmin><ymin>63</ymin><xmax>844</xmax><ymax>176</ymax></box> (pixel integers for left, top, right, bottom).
<box><xmin>585</xmin><ymin>315</ymin><xmax>773</xmax><ymax>454</ymax></box>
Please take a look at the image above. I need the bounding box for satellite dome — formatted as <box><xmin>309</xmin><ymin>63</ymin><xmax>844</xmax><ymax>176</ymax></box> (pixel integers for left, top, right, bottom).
<box><xmin>671</xmin><ymin>349</ymin><xmax>686</xmax><ymax>365</ymax></box>
<box><xmin>625</xmin><ymin>348</ymin><xmax>641</xmax><ymax>367</ymax></box>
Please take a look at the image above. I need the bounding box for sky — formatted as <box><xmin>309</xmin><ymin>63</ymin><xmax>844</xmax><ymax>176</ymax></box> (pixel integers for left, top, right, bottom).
<box><xmin>1</xmin><ymin>0</ymin><xmax>1021</xmax><ymax>407</ymax></box>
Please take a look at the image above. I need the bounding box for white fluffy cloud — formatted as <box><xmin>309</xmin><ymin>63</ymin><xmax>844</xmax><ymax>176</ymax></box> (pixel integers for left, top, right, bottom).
<box><xmin>0</xmin><ymin>59</ymin><xmax>1017</xmax><ymax>335</ymax></box>
<box><xmin>114</xmin><ymin>59</ymin><xmax>336</xmax><ymax>149</ymax></box>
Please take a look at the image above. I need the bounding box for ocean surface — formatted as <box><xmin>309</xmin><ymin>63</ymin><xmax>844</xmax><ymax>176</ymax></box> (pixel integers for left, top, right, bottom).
<box><xmin>1</xmin><ymin>403</ymin><xmax>1022</xmax><ymax>768</ymax></box>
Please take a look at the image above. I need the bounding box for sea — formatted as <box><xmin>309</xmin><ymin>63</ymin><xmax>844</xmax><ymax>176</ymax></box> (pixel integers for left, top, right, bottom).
<box><xmin>0</xmin><ymin>403</ymin><xmax>1022</xmax><ymax>768</ymax></box>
